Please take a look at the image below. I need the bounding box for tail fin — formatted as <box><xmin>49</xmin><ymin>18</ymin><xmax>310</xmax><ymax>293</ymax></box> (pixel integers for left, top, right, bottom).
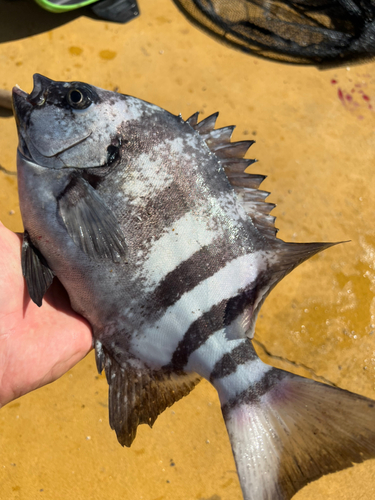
<box><xmin>221</xmin><ymin>366</ymin><xmax>375</xmax><ymax>500</ymax></box>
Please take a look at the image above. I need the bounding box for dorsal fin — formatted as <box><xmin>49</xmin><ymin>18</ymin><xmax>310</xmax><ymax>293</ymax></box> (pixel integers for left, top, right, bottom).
<box><xmin>187</xmin><ymin>112</ymin><xmax>337</xmax><ymax>247</ymax></box>
<box><xmin>95</xmin><ymin>341</ymin><xmax>201</xmax><ymax>447</ymax></box>
<box><xmin>186</xmin><ymin>111</ymin><xmax>277</xmax><ymax>239</ymax></box>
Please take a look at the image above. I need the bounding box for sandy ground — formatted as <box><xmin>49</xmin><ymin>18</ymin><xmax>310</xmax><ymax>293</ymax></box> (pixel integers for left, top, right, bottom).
<box><xmin>0</xmin><ymin>0</ymin><xmax>375</xmax><ymax>498</ymax></box>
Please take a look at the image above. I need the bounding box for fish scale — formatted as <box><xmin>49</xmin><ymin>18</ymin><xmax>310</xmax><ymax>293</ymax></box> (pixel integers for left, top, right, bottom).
<box><xmin>12</xmin><ymin>74</ymin><xmax>375</xmax><ymax>500</ymax></box>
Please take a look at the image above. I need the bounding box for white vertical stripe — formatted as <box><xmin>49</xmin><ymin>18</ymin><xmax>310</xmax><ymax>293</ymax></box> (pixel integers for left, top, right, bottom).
<box><xmin>138</xmin><ymin>211</ymin><xmax>218</xmax><ymax>290</ymax></box>
<box><xmin>184</xmin><ymin>330</ymin><xmax>245</xmax><ymax>379</ymax></box>
<box><xmin>130</xmin><ymin>251</ymin><xmax>268</xmax><ymax>367</ymax></box>
<box><xmin>214</xmin><ymin>359</ymin><xmax>272</xmax><ymax>405</ymax></box>
<box><xmin>125</xmin><ymin>152</ymin><xmax>174</xmax><ymax>202</ymax></box>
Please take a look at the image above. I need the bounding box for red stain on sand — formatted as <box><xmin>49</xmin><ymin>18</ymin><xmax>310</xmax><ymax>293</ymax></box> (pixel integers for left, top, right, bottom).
<box><xmin>331</xmin><ymin>77</ymin><xmax>374</xmax><ymax>118</ymax></box>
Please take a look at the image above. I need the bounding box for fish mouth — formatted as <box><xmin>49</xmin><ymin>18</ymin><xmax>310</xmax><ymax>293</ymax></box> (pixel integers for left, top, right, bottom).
<box><xmin>12</xmin><ymin>74</ymin><xmax>51</xmax><ymax>122</ymax></box>
<box><xmin>13</xmin><ymin>74</ymin><xmax>52</xmax><ymax>111</ymax></box>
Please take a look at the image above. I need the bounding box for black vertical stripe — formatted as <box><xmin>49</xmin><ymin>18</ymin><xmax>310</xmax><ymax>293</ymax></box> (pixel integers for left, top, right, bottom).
<box><xmin>167</xmin><ymin>299</ymin><xmax>228</xmax><ymax>371</ymax></box>
<box><xmin>224</xmin><ymin>271</ymin><xmax>271</xmax><ymax>326</ymax></box>
<box><xmin>221</xmin><ymin>368</ymin><xmax>288</xmax><ymax>416</ymax></box>
<box><xmin>166</xmin><ymin>285</ymin><xmax>260</xmax><ymax>372</ymax></box>
<box><xmin>209</xmin><ymin>339</ymin><xmax>258</xmax><ymax>383</ymax></box>
<box><xmin>146</xmin><ymin>240</ymin><xmax>246</xmax><ymax>318</ymax></box>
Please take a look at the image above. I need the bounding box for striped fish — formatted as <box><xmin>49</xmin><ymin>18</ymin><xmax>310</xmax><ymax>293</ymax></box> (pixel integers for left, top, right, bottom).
<box><xmin>13</xmin><ymin>74</ymin><xmax>375</xmax><ymax>500</ymax></box>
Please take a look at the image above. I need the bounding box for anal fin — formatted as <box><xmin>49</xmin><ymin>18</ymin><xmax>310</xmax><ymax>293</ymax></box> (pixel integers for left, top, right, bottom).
<box><xmin>95</xmin><ymin>341</ymin><xmax>201</xmax><ymax>447</ymax></box>
<box><xmin>22</xmin><ymin>231</ymin><xmax>54</xmax><ymax>307</ymax></box>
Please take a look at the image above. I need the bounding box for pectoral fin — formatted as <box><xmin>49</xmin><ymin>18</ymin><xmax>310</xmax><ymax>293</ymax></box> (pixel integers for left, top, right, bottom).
<box><xmin>58</xmin><ymin>176</ymin><xmax>127</xmax><ymax>263</ymax></box>
<box><xmin>22</xmin><ymin>231</ymin><xmax>54</xmax><ymax>307</ymax></box>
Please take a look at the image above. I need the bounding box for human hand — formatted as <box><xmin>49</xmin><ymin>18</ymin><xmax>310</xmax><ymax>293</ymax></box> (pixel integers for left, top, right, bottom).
<box><xmin>0</xmin><ymin>221</ymin><xmax>93</xmax><ymax>407</ymax></box>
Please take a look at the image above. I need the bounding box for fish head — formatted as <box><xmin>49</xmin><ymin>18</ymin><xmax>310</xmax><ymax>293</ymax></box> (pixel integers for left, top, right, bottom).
<box><xmin>12</xmin><ymin>74</ymin><xmax>140</xmax><ymax>169</ymax></box>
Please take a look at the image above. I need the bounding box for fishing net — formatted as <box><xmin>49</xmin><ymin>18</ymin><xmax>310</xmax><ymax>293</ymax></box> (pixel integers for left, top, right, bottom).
<box><xmin>172</xmin><ymin>0</ymin><xmax>375</xmax><ymax>65</ymax></box>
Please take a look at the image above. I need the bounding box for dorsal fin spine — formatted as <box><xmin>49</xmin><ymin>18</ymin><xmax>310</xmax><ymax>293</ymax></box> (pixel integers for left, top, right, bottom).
<box><xmin>187</xmin><ymin>111</ymin><xmax>279</xmax><ymax>240</ymax></box>
<box><xmin>222</xmin><ymin>158</ymin><xmax>258</xmax><ymax>170</ymax></box>
<box><xmin>194</xmin><ymin>111</ymin><xmax>219</xmax><ymax>133</ymax></box>
<box><xmin>186</xmin><ymin>111</ymin><xmax>199</xmax><ymax>127</ymax></box>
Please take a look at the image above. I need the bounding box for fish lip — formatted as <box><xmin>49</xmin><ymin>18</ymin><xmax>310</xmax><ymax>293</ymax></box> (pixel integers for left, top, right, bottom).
<box><xmin>12</xmin><ymin>85</ymin><xmax>28</xmax><ymax>100</ymax></box>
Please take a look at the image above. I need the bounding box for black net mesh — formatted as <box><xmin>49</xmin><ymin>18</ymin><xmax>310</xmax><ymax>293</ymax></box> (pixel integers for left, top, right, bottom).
<box><xmin>172</xmin><ymin>0</ymin><xmax>375</xmax><ymax>65</ymax></box>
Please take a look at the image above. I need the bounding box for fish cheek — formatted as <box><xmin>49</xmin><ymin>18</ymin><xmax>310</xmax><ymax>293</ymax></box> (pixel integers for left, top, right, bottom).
<box><xmin>28</xmin><ymin>105</ymin><xmax>93</xmax><ymax>159</ymax></box>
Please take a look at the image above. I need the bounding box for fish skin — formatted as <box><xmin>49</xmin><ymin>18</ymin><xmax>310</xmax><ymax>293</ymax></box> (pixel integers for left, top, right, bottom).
<box><xmin>12</xmin><ymin>74</ymin><xmax>375</xmax><ymax>500</ymax></box>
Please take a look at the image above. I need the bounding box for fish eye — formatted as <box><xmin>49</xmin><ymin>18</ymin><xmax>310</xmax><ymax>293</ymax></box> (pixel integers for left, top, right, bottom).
<box><xmin>67</xmin><ymin>87</ymin><xmax>92</xmax><ymax>110</ymax></box>
<box><xmin>69</xmin><ymin>89</ymin><xmax>83</xmax><ymax>104</ymax></box>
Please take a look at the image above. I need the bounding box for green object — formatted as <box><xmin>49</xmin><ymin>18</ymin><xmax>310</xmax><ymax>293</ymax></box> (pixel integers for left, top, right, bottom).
<box><xmin>34</xmin><ymin>0</ymin><xmax>140</xmax><ymax>23</ymax></box>
<box><xmin>34</xmin><ymin>0</ymin><xmax>97</xmax><ymax>13</ymax></box>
